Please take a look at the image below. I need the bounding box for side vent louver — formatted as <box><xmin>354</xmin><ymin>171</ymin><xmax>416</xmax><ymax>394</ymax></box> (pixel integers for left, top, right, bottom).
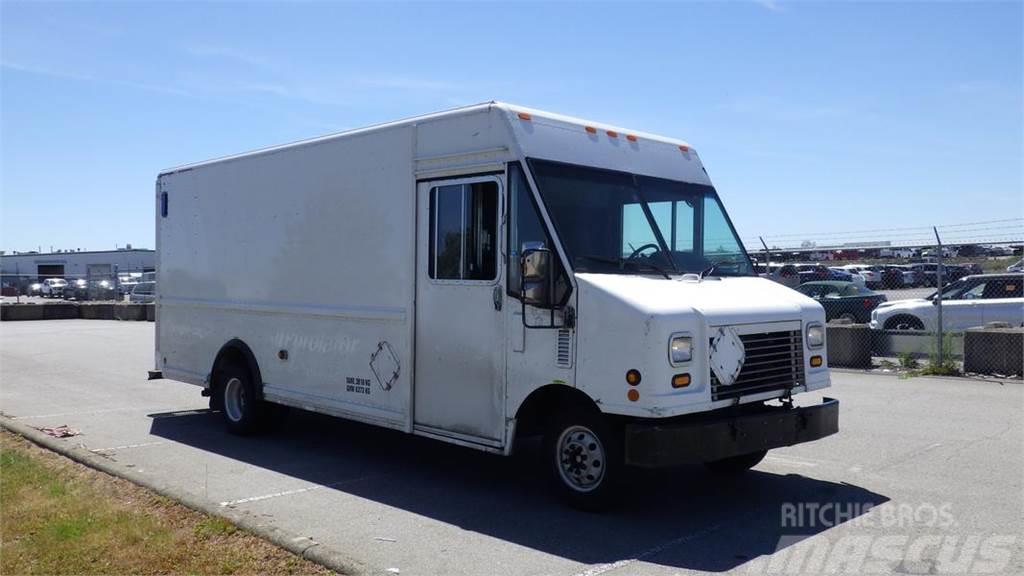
<box><xmin>556</xmin><ymin>329</ymin><xmax>573</xmax><ymax>368</ymax></box>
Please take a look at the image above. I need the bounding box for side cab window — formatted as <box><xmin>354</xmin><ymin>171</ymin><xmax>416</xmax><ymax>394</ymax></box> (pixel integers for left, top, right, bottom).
<box><xmin>507</xmin><ymin>162</ymin><xmax>570</xmax><ymax>305</ymax></box>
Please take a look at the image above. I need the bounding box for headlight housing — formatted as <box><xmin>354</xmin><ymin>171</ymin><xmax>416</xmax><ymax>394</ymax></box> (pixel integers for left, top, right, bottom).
<box><xmin>806</xmin><ymin>323</ymin><xmax>825</xmax><ymax>349</ymax></box>
<box><xmin>669</xmin><ymin>334</ymin><xmax>693</xmax><ymax>365</ymax></box>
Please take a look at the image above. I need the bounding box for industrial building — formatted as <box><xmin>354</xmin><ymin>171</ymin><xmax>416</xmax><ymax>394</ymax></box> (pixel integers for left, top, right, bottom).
<box><xmin>0</xmin><ymin>248</ymin><xmax>154</xmax><ymax>294</ymax></box>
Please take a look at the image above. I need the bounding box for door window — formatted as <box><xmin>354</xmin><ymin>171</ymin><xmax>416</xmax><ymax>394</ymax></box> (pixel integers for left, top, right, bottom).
<box><xmin>507</xmin><ymin>163</ymin><xmax>570</xmax><ymax>303</ymax></box>
<box><xmin>982</xmin><ymin>278</ymin><xmax>1023</xmax><ymax>299</ymax></box>
<box><xmin>428</xmin><ymin>181</ymin><xmax>498</xmax><ymax>281</ymax></box>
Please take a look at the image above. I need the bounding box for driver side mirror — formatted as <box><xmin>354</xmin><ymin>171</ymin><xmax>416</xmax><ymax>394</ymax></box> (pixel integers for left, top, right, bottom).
<box><xmin>521</xmin><ymin>248</ymin><xmax>553</xmax><ymax>308</ymax></box>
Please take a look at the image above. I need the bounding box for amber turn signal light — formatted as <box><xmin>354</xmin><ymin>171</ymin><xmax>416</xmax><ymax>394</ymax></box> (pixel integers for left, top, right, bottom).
<box><xmin>671</xmin><ymin>374</ymin><xmax>691</xmax><ymax>388</ymax></box>
<box><xmin>626</xmin><ymin>369</ymin><xmax>642</xmax><ymax>386</ymax></box>
<box><xmin>627</xmin><ymin>389</ymin><xmax>640</xmax><ymax>402</ymax></box>
<box><xmin>810</xmin><ymin>355</ymin><xmax>823</xmax><ymax>367</ymax></box>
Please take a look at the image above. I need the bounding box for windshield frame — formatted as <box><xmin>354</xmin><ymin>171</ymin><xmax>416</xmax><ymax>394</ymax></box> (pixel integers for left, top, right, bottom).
<box><xmin>525</xmin><ymin>158</ymin><xmax>754</xmax><ymax>278</ymax></box>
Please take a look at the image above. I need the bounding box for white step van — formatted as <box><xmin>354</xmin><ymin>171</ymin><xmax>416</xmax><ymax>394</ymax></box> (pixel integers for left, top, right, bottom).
<box><xmin>155</xmin><ymin>102</ymin><xmax>837</xmax><ymax>508</ymax></box>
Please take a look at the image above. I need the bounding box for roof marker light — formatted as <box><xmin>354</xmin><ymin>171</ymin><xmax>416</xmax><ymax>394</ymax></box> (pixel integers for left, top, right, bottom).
<box><xmin>626</xmin><ymin>134</ymin><xmax>638</xmax><ymax>142</ymax></box>
<box><xmin>585</xmin><ymin>126</ymin><xmax>597</xmax><ymax>134</ymax></box>
<box><xmin>679</xmin><ymin>144</ymin><xmax>690</xmax><ymax>152</ymax></box>
<box><xmin>517</xmin><ymin>112</ymin><xmax>532</xmax><ymax>121</ymax></box>
<box><xmin>606</xmin><ymin>130</ymin><xmax>618</xmax><ymax>138</ymax></box>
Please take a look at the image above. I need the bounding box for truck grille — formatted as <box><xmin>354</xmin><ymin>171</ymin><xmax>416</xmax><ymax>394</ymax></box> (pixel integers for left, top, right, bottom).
<box><xmin>709</xmin><ymin>329</ymin><xmax>804</xmax><ymax>401</ymax></box>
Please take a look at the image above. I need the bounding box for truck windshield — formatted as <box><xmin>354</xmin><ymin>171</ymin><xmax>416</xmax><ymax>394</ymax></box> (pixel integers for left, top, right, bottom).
<box><xmin>528</xmin><ymin>159</ymin><xmax>754</xmax><ymax>277</ymax></box>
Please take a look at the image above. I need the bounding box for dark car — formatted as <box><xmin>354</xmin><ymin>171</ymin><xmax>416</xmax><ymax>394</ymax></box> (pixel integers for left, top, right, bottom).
<box><xmin>795</xmin><ymin>264</ymin><xmax>830</xmax><ymax>284</ymax></box>
<box><xmin>797</xmin><ymin>281</ymin><xmax>888</xmax><ymax>324</ymax></box>
<box><xmin>880</xmin><ymin>266</ymin><xmax>905</xmax><ymax>289</ymax></box>
<box><xmin>63</xmin><ymin>278</ymin><xmax>117</xmax><ymax>301</ymax></box>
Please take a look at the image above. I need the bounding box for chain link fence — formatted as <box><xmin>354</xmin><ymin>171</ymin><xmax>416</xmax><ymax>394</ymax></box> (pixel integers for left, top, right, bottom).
<box><xmin>750</xmin><ymin>222</ymin><xmax>1023</xmax><ymax>379</ymax></box>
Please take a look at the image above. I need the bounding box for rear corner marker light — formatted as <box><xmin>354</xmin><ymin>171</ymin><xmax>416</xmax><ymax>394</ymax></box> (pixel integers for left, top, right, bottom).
<box><xmin>671</xmin><ymin>374</ymin><xmax>691</xmax><ymax>388</ymax></box>
<box><xmin>585</xmin><ymin>125</ymin><xmax>597</xmax><ymax>134</ymax></box>
<box><xmin>606</xmin><ymin>130</ymin><xmax>618</xmax><ymax>138</ymax></box>
<box><xmin>679</xmin><ymin>145</ymin><xmax>690</xmax><ymax>152</ymax></box>
<box><xmin>811</xmin><ymin>355</ymin><xmax>823</xmax><ymax>367</ymax></box>
<box><xmin>517</xmin><ymin>112</ymin><xmax>532</xmax><ymax>121</ymax></box>
<box><xmin>626</xmin><ymin>134</ymin><xmax>638</xmax><ymax>142</ymax></box>
<box><xmin>626</xmin><ymin>369</ymin><xmax>642</xmax><ymax>386</ymax></box>
<box><xmin>627</xmin><ymin>389</ymin><xmax>640</xmax><ymax>402</ymax></box>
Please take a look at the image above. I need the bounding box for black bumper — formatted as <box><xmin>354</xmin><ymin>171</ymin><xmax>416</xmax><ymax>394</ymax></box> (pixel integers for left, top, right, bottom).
<box><xmin>624</xmin><ymin>397</ymin><xmax>839</xmax><ymax>468</ymax></box>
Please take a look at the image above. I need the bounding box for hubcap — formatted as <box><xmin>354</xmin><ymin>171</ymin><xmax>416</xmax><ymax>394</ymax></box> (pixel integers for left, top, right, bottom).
<box><xmin>556</xmin><ymin>425</ymin><xmax>606</xmax><ymax>492</ymax></box>
<box><xmin>224</xmin><ymin>377</ymin><xmax>246</xmax><ymax>423</ymax></box>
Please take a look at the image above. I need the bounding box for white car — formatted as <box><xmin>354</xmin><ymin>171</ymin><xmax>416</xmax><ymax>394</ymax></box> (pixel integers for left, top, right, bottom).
<box><xmin>831</xmin><ymin>267</ymin><xmax>866</xmax><ymax>288</ymax></box>
<box><xmin>39</xmin><ymin>278</ymin><xmax>67</xmax><ymax>298</ymax></box>
<box><xmin>870</xmin><ymin>273</ymin><xmax>1024</xmax><ymax>331</ymax></box>
<box><xmin>1008</xmin><ymin>259</ymin><xmax>1023</xmax><ymax>273</ymax></box>
<box><xmin>841</xmin><ymin>265</ymin><xmax>882</xmax><ymax>288</ymax></box>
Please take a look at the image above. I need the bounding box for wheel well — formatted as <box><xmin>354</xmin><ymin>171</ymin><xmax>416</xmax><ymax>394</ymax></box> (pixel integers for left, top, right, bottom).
<box><xmin>514</xmin><ymin>384</ymin><xmax>599</xmax><ymax>438</ymax></box>
<box><xmin>211</xmin><ymin>339</ymin><xmax>263</xmax><ymax>397</ymax></box>
<box><xmin>884</xmin><ymin>315</ymin><xmax>923</xmax><ymax>330</ymax></box>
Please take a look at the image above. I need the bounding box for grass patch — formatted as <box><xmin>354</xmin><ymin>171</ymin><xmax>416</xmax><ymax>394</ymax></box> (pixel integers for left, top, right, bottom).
<box><xmin>0</xmin><ymin>431</ymin><xmax>335</xmax><ymax>575</ymax></box>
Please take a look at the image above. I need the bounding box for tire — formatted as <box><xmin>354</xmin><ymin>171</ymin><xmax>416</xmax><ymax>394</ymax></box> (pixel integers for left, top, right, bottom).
<box><xmin>544</xmin><ymin>409</ymin><xmax>623</xmax><ymax>511</ymax></box>
<box><xmin>884</xmin><ymin>315</ymin><xmax>924</xmax><ymax>331</ymax></box>
<box><xmin>838</xmin><ymin>312</ymin><xmax>858</xmax><ymax>324</ymax></box>
<box><xmin>217</xmin><ymin>362</ymin><xmax>270</xmax><ymax>435</ymax></box>
<box><xmin>704</xmin><ymin>449</ymin><xmax>767</xmax><ymax>475</ymax></box>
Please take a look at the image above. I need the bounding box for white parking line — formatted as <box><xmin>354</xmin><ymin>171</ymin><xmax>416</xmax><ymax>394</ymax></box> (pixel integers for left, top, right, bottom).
<box><xmin>10</xmin><ymin>406</ymin><xmax>198</xmax><ymax>420</ymax></box>
<box><xmin>219</xmin><ymin>473</ymin><xmax>390</xmax><ymax>507</ymax></box>
<box><xmin>91</xmin><ymin>441</ymin><xmax>169</xmax><ymax>453</ymax></box>
<box><xmin>765</xmin><ymin>454</ymin><xmax>819</xmax><ymax>467</ymax></box>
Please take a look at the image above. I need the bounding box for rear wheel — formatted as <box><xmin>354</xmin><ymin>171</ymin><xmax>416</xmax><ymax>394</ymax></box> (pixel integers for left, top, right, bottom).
<box><xmin>218</xmin><ymin>363</ymin><xmax>270</xmax><ymax>435</ymax></box>
<box><xmin>704</xmin><ymin>449</ymin><xmax>767</xmax><ymax>475</ymax></box>
<box><xmin>544</xmin><ymin>409</ymin><xmax>623</xmax><ymax>511</ymax></box>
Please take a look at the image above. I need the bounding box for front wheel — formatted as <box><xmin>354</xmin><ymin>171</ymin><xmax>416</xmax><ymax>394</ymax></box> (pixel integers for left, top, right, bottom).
<box><xmin>704</xmin><ymin>449</ymin><xmax>768</xmax><ymax>475</ymax></box>
<box><xmin>544</xmin><ymin>410</ymin><xmax>623</xmax><ymax>511</ymax></box>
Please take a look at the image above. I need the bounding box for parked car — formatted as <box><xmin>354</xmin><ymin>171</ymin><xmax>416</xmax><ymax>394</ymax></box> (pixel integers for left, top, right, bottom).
<box><xmin>129</xmin><ymin>281</ymin><xmax>155</xmax><ymax>303</ymax></box>
<box><xmin>828</xmin><ymin>267</ymin><xmax>865</xmax><ymax>288</ymax></box>
<box><xmin>879</xmin><ymin>266</ymin><xmax>905</xmax><ymax>289</ymax></box>
<box><xmin>794</xmin><ymin>264</ymin><xmax>830</xmax><ymax>284</ymax></box>
<box><xmin>797</xmin><ymin>281</ymin><xmax>887</xmax><ymax>324</ymax></box>
<box><xmin>841</xmin><ymin>265</ymin><xmax>882</xmax><ymax>288</ymax></box>
<box><xmin>28</xmin><ymin>282</ymin><xmax>43</xmax><ymax>296</ymax></box>
<box><xmin>887</xmin><ymin>264</ymin><xmax>925</xmax><ymax>288</ymax></box>
<box><xmin>39</xmin><ymin>278</ymin><xmax>67</xmax><ymax>298</ymax></box>
<box><xmin>65</xmin><ymin>278</ymin><xmax>117</xmax><ymax>301</ymax></box>
<box><xmin>761</xmin><ymin>263</ymin><xmax>800</xmax><ymax>289</ymax></box>
<box><xmin>870</xmin><ymin>273</ymin><xmax>1024</xmax><ymax>331</ymax></box>
<box><xmin>1008</xmin><ymin>259</ymin><xmax>1024</xmax><ymax>273</ymax></box>
<box><xmin>907</xmin><ymin>263</ymin><xmax>951</xmax><ymax>288</ymax></box>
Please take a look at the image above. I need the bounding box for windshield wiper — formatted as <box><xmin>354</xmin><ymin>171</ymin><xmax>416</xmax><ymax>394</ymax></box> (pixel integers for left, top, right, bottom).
<box><xmin>576</xmin><ymin>255</ymin><xmax>672</xmax><ymax>280</ymax></box>
<box><xmin>701</xmin><ymin>259</ymin><xmax>745</xmax><ymax>278</ymax></box>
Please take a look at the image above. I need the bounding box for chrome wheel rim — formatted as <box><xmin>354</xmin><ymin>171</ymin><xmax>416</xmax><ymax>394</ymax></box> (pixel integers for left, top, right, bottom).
<box><xmin>556</xmin><ymin>425</ymin><xmax>606</xmax><ymax>492</ymax></box>
<box><xmin>224</xmin><ymin>377</ymin><xmax>245</xmax><ymax>422</ymax></box>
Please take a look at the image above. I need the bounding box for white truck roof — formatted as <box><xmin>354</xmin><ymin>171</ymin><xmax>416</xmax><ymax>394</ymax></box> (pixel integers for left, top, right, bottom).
<box><xmin>159</xmin><ymin>101</ymin><xmax>706</xmax><ymax>185</ymax></box>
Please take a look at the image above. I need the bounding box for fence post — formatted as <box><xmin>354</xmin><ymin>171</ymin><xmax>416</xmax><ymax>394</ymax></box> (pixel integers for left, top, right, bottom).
<box><xmin>933</xmin><ymin>227</ymin><xmax>944</xmax><ymax>366</ymax></box>
<box><xmin>759</xmin><ymin>237</ymin><xmax>770</xmax><ymax>275</ymax></box>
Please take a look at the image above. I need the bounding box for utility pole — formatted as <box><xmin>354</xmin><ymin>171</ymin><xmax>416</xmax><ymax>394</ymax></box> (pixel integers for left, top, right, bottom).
<box><xmin>933</xmin><ymin>227</ymin><xmax>943</xmax><ymax>365</ymax></box>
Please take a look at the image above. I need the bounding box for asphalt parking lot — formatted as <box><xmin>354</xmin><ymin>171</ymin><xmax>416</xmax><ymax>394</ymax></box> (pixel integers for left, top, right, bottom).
<box><xmin>1</xmin><ymin>320</ymin><xmax>1021</xmax><ymax>576</ymax></box>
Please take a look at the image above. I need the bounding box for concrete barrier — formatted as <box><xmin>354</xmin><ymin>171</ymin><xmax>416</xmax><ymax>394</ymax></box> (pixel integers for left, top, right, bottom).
<box><xmin>0</xmin><ymin>304</ymin><xmax>46</xmax><ymax>321</ymax></box>
<box><xmin>963</xmin><ymin>327</ymin><xmax>1023</xmax><ymax>377</ymax></box>
<box><xmin>115</xmin><ymin>303</ymin><xmax>148</xmax><ymax>321</ymax></box>
<box><xmin>1</xmin><ymin>302</ymin><xmax>156</xmax><ymax>322</ymax></box>
<box><xmin>79</xmin><ymin>303</ymin><xmax>115</xmax><ymax>320</ymax></box>
<box><xmin>825</xmin><ymin>323</ymin><xmax>874</xmax><ymax>368</ymax></box>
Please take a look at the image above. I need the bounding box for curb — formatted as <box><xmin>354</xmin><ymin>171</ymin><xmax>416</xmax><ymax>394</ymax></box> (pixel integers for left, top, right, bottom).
<box><xmin>0</xmin><ymin>415</ymin><xmax>375</xmax><ymax>576</ymax></box>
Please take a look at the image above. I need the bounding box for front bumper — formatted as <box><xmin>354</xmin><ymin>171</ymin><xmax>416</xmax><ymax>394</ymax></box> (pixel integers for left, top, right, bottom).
<box><xmin>624</xmin><ymin>397</ymin><xmax>839</xmax><ymax>468</ymax></box>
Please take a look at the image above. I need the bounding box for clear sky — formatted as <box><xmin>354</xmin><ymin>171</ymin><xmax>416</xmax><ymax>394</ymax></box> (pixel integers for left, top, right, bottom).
<box><xmin>2</xmin><ymin>1</ymin><xmax>1021</xmax><ymax>253</ymax></box>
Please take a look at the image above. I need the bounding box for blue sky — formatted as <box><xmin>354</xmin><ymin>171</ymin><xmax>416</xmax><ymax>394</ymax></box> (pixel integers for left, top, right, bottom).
<box><xmin>2</xmin><ymin>1</ymin><xmax>1021</xmax><ymax>252</ymax></box>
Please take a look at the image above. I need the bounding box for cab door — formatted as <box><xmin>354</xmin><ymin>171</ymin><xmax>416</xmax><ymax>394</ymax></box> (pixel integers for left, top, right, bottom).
<box><xmin>414</xmin><ymin>176</ymin><xmax>506</xmax><ymax>445</ymax></box>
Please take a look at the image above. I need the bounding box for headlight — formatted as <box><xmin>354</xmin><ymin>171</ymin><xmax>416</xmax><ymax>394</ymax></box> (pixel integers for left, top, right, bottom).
<box><xmin>669</xmin><ymin>335</ymin><xmax>693</xmax><ymax>364</ymax></box>
<box><xmin>806</xmin><ymin>323</ymin><xmax>825</xmax><ymax>349</ymax></box>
